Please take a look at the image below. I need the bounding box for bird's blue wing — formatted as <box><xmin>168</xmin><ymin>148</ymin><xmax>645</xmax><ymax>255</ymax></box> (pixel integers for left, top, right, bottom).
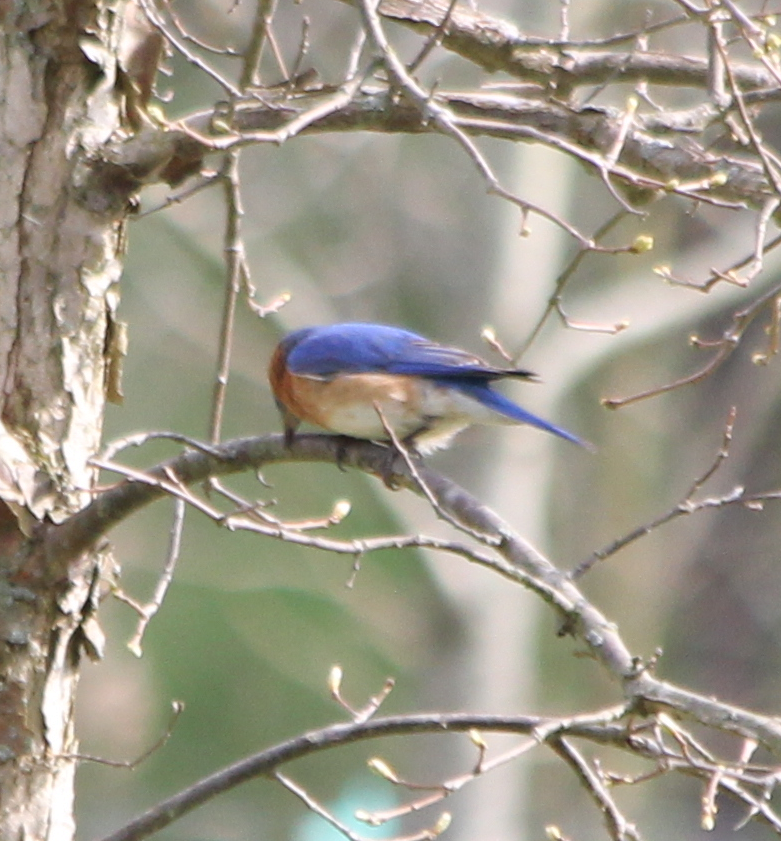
<box><xmin>285</xmin><ymin>323</ymin><xmax>533</xmax><ymax>380</ymax></box>
<box><xmin>284</xmin><ymin>324</ymin><xmax>424</xmax><ymax>376</ymax></box>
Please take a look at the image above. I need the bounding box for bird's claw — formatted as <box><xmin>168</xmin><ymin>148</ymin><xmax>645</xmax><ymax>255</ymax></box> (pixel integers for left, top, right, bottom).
<box><xmin>379</xmin><ymin>441</ymin><xmax>423</xmax><ymax>490</ymax></box>
<box><xmin>334</xmin><ymin>435</ymin><xmax>355</xmax><ymax>472</ymax></box>
<box><xmin>380</xmin><ymin>451</ymin><xmax>403</xmax><ymax>489</ymax></box>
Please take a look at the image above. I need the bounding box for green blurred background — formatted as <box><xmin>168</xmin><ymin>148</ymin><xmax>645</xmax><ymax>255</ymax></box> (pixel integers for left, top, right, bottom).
<box><xmin>76</xmin><ymin>1</ymin><xmax>781</xmax><ymax>839</ymax></box>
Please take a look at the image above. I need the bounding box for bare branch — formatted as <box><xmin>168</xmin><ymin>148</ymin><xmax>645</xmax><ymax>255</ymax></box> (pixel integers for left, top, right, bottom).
<box><xmin>239</xmin><ymin>0</ymin><xmax>277</xmax><ymax>89</ymax></box>
<box><xmin>549</xmin><ymin>737</ymin><xmax>641</xmax><ymax>841</ymax></box>
<box><xmin>137</xmin><ymin>0</ymin><xmax>241</xmax><ymax>97</ymax></box>
<box><xmin>570</xmin><ymin>408</ymin><xmax>781</xmax><ymax>578</ymax></box>
<box><xmin>349</xmin><ymin>0</ymin><xmax>779</xmax><ymax>91</ymax></box>
<box><xmin>64</xmin><ymin>701</ymin><xmax>184</xmax><ymax>770</ymax></box>
<box><xmin>603</xmin><ymin>276</ymin><xmax>781</xmax><ymax>408</ymax></box>
<box><xmin>93</xmin><ymin>707</ymin><xmax>638</xmax><ymax>841</ymax></box>
<box><xmin>122</xmin><ymin>496</ymin><xmax>184</xmax><ymax>657</ymax></box>
<box><xmin>329</xmin><ymin>666</ymin><xmax>396</xmax><ymax>723</ymax></box>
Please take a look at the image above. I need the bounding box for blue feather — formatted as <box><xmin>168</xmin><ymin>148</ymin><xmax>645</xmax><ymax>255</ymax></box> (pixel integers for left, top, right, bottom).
<box><xmin>448</xmin><ymin>383</ymin><xmax>587</xmax><ymax>447</ymax></box>
<box><xmin>284</xmin><ymin>323</ymin><xmax>533</xmax><ymax>380</ymax></box>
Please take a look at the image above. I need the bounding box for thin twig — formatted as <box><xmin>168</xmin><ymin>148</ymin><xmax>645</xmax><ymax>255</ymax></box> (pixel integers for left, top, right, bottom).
<box><xmin>239</xmin><ymin>0</ymin><xmax>276</xmax><ymax>90</ymax></box>
<box><xmin>120</xmin><ymin>496</ymin><xmax>185</xmax><ymax>657</ymax></box>
<box><xmin>550</xmin><ymin>737</ymin><xmax>641</xmax><ymax>841</ymax></box>
<box><xmin>682</xmin><ymin>406</ymin><xmax>736</xmax><ymax>499</ymax></box>
<box><xmin>518</xmin><ymin>212</ymin><xmax>629</xmax><ymax>357</ymax></box>
<box><xmin>134</xmin><ymin>169</ymin><xmax>224</xmax><ymax>219</ymax></box>
<box><xmin>158</xmin><ymin>0</ymin><xmax>242</xmax><ymax>56</ymax></box>
<box><xmin>90</xmin><ymin>453</ymin><xmax>504</xmax><ymax>569</ymax></box>
<box><xmin>571</xmin><ymin>407</ymin><xmax>781</xmax><ymax>579</ymax></box>
<box><xmin>715</xmin><ymin>24</ymin><xmax>781</xmax><ymax>196</ymax></box>
<box><xmin>373</xmin><ymin>401</ymin><xmax>500</xmax><ymax>545</ymax></box>
<box><xmin>208</xmin><ymin>152</ymin><xmax>245</xmax><ymax>445</ymax></box>
<box><xmin>656</xmin><ymin>231</ymin><xmax>781</xmax><ymax>293</ymax></box>
<box><xmin>99</xmin><ymin>430</ymin><xmax>225</xmax><ymax>462</ymax></box>
<box><xmin>138</xmin><ymin>0</ymin><xmax>241</xmax><ymax>97</ymax></box>
<box><xmin>62</xmin><ymin>701</ymin><xmax>184</xmax><ymax>769</ymax></box>
<box><xmin>275</xmin><ymin>772</ymin><xmax>367</xmax><ymax>841</ymax></box>
<box><xmin>407</xmin><ymin>0</ymin><xmax>458</xmax><ymax>74</ymax></box>
<box><xmin>329</xmin><ymin>666</ymin><xmax>396</xmax><ymax>723</ymax></box>
<box><xmin>603</xmin><ymin>277</ymin><xmax>781</xmax><ymax>409</ymax></box>
<box><xmin>93</xmin><ymin>707</ymin><xmax>635</xmax><ymax>841</ymax></box>
<box><xmin>288</xmin><ymin>16</ymin><xmax>312</xmax><ymax>86</ymax></box>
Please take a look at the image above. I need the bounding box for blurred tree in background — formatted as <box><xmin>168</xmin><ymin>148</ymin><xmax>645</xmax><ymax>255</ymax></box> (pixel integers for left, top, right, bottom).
<box><xmin>3</xmin><ymin>1</ymin><xmax>781</xmax><ymax>840</ymax></box>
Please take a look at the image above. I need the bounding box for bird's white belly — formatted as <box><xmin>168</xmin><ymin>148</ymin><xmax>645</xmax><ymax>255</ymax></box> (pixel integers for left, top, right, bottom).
<box><xmin>292</xmin><ymin>372</ymin><xmax>511</xmax><ymax>453</ymax></box>
<box><xmin>323</xmin><ymin>380</ymin><xmax>501</xmax><ymax>452</ymax></box>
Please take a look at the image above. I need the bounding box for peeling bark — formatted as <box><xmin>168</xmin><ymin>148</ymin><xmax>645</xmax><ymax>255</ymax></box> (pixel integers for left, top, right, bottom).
<box><xmin>0</xmin><ymin>3</ymin><xmax>129</xmax><ymax>839</ymax></box>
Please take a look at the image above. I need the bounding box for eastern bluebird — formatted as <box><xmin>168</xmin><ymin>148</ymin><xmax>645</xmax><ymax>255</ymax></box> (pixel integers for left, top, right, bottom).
<box><xmin>269</xmin><ymin>323</ymin><xmax>585</xmax><ymax>454</ymax></box>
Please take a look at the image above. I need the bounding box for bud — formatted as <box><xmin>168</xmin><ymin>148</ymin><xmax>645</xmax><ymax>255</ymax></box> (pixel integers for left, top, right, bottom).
<box><xmin>630</xmin><ymin>234</ymin><xmax>654</xmax><ymax>254</ymax></box>
<box><xmin>355</xmin><ymin>810</ymin><xmax>381</xmax><ymax>826</ymax></box>
<box><xmin>433</xmin><ymin>813</ymin><xmax>452</xmax><ymax>835</ymax></box>
<box><xmin>367</xmin><ymin>757</ymin><xmax>398</xmax><ymax>782</ymax></box>
<box><xmin>469</xmin><ymin>729</ymin><xmax>488</xmax><ymax>749</ymax></box>
<box><xmin>328</xmin><ymin>665</ymin><xmax>343</xmax><ymax>695</ymax></box>
<box><xmin>331</xmin><ymin>499</ymin><xmax>351</xmax><ymax>522</ymax></box>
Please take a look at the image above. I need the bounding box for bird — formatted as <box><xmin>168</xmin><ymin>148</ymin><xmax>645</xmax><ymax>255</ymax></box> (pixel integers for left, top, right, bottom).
<box><xmin>268</xmin><ymin>322</ymin><xmax>586</xmax><ymax>455</ymax></box>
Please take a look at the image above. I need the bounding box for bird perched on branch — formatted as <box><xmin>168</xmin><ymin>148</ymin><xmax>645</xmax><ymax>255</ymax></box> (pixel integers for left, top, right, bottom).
<box><xmin>269</xmin><ymin>322</ymin><xmax>586</xmax><ymax>454</ymax></box>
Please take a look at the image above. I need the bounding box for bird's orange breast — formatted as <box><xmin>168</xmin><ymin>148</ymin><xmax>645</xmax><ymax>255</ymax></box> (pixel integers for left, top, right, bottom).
<box><xmin>283</xmin><ymin>372</ymin><xmax>431</xmax><ymax>438</ymax></box>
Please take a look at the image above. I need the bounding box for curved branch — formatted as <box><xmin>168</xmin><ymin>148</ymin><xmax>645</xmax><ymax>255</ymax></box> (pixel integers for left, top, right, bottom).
<box><xmin>95</xmin><ymin>697</ymin><xmax>781</xmax><ymax>841</ymax></box>
<box><xmin>48</xmin><ymin>432</ymin><xmax>781</xmax><ymax>758</ymax></box>
<box><xmin>94</xmin><ymin>707</ymin><xmax>636</xmax><ymax>841</ymax></box>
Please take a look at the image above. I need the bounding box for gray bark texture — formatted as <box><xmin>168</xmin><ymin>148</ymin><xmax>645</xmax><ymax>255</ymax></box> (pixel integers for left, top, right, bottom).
<box><xmin>0</xmin><ymin>2</ymin><xmax>128</xmax><ymax>838</ymax></box>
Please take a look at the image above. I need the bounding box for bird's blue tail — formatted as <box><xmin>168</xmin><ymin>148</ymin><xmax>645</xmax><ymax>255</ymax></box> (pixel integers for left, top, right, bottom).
<box><xmin>454</xmin><ymin>383</ymin><xmax>589</xmax><ymax>448</ymax></box>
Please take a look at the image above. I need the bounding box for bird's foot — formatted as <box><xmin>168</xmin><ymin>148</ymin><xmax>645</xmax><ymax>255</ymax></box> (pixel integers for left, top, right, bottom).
<box><xmin>380</xmin><ymin>440</ymin><xmax>424</xmax><ymax>490</ymax></box>
<box><xmin>334</xmin><ymin>435</ymin><xmax>359</xmax><ymax>472</ymax></box>
<box><xmin>329</xmin><ymin>435</ymin><xmax>423</xmax><ymax>490</ymax></box>
<box><xmin>380</xmin><ymin>446</ymin><xmax>403</xmax><ymax>490</ymax></box>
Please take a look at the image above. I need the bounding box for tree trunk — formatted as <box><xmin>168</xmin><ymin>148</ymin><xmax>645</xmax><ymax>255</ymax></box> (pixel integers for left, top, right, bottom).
<box><xmin>0</xmin><ymin>2</ymin><xmax>127</xmax><ymax>838</ymax></box>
